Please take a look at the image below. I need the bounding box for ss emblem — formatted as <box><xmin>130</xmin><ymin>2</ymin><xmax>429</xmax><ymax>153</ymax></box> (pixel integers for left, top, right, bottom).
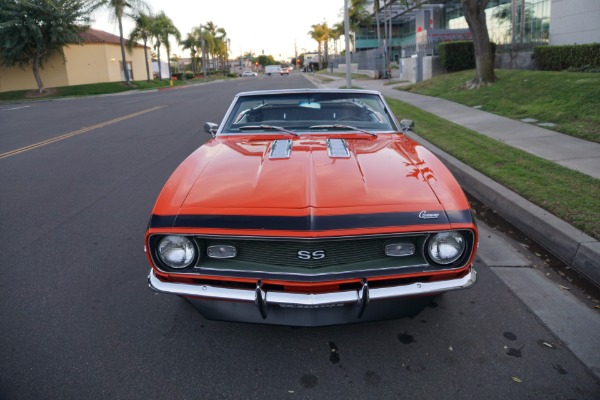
<box><xmin>297</xmin><ymin>250</ymin><xmax>326</xmax><ymax>260</ymax></box>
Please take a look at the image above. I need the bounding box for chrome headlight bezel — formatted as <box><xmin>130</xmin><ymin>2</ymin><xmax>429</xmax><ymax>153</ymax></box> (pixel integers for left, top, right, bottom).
<box><xmin>155</xmin><ymin>235</ymin><xmax>198</xmax><ymax>270</ymax></box>
<box><xmin>425</xmin><ymin>231</ymin><xmax>467</xmax><ymax>267</ymax></box>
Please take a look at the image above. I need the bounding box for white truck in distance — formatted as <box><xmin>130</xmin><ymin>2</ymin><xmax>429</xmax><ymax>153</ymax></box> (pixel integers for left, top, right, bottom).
<box><xmin>265</xmin><ymin>65</ymin><xmax>281</xmax><ymax>76</ymax></box>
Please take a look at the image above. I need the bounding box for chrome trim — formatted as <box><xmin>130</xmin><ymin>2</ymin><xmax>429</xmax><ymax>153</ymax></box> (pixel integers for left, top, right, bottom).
<box><xmin>326</xmin><ymin>138</ymin><xmax>351</xmax><ymax>158</ymax></box>
<box><xmin>192</xmin><ymin>263</ymin><xmax>431</xmax><ymax>278</ymax></box>
<box><xmin>148</xmin><ymin>268</ymin><xmax>477</xmax><ymax>308</ymax></box>
<box><xmin>269</xmin><ymin>139</ymin><xmax>292</xmax><ymax>159</ymax></box>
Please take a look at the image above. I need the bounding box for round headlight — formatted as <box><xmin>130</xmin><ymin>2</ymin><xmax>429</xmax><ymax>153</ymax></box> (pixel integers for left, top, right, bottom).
<box><xmin>427</xmin><ymin>232</ymin><xmax>465</xmax><ymax>265</ymax></box>
<box><xmin>157</xmin><ymin>235</ymin><xmax>196</xmax><ymax>269</ymax></box>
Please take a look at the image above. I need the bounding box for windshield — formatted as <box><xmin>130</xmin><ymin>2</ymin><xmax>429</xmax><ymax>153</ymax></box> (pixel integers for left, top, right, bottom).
<box><xmin>220</xmin><ymin>92</ymin><xmax>398</xmax><ymax>134</ymax></box>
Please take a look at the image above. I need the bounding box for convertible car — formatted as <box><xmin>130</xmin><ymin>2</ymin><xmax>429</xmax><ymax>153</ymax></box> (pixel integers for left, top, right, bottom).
<box><xmin>145</xmin><ymin>89</ymin><xmax>478</xmax><ymax>326</ymax></box>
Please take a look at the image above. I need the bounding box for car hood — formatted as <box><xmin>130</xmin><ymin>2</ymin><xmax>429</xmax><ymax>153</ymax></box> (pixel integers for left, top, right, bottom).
<box><xmin>149</xmin><ymin>135</ymin><xmax>473</xmax><ymax>234</ymax></box>
<box><xmin>176</xmin><ymin>136</ymin><xmax>450</xmax><ymax>212</ymax></box>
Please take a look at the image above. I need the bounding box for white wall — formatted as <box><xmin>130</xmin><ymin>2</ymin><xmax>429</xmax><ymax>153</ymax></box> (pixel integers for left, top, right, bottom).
<box><xmin>550</xmin><ymin>0</ymin><xmax>600</xmax><ymax>45</ymax></box>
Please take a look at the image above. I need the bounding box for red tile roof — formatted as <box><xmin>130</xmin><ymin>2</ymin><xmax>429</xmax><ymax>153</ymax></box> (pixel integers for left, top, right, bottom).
<box><xmin>80</xmin><ymin>28</ymin><xmax>143</xmax><ymax>47</ymax></box>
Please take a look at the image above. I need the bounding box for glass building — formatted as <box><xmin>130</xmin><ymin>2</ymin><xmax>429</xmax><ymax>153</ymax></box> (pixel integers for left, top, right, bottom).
<box><xmin>355</xmin><ymin>0</ymin><xmax>552</xmax><ymax>60</ymax></box>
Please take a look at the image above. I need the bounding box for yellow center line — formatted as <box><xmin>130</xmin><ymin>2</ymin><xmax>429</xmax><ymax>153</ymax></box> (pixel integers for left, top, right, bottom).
<box><xmin>0</xmin><ymin>105</ymin><xmax>166</xmax><ymax>160</ymax></box>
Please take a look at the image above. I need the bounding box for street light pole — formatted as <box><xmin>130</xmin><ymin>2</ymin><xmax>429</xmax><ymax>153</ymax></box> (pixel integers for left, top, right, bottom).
<box><xmin>344</xmin><ymin>0</ymin><xmax>352</xmax><ymax>88</ymax></box>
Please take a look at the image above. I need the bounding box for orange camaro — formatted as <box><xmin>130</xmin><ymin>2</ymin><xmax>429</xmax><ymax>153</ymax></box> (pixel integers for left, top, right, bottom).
<box><xmin>145</xmin><ymin>89</ymin><xmax>478</xmax><ymax>326</ymax></box>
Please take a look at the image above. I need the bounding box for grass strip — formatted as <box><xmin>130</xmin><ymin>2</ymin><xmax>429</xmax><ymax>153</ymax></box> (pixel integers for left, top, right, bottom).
<box><xmin>386</xmin><ymin>97</ymin><xmax>599</xmax><ymax>240</ymax></box>
<box><xmin>400</xmin><ymin>69</ymin><xmax>600</xmax><ymax>143</ymax></box>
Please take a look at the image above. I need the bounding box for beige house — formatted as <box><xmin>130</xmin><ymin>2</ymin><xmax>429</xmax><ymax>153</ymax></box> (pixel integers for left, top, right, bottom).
<box><xmin>0</xmin><ymin>28</ymin><xmax>151</xmax><ymax>93</ymax></box>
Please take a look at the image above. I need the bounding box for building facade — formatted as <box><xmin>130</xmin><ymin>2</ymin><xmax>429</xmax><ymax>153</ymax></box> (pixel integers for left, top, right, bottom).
<box><xmin>0</xmin><ymin>29</ymin><xmax>150</xmax><ymax>93</ymax></box>
<box><xmin>549</xmin><ymin>0</ymin><xmax>600</xmax><ymax>45</ymax></box>
<box><xmin>346</xmin><ymin>0</ymin><xmax>599</xmax><ymax>79</ymax></box>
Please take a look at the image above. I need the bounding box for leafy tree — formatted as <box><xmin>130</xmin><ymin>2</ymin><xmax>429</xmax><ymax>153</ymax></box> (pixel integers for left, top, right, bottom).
<box><xmin>127</xmin><ymin>12</ymin><xmax>153</xmax><ymax>82</ymax></box>
<box><xmin>0</xmin><ymin>0</ymin><xmax>99</xmax><ymax>93</ymax></box>
<box><xmin>101</xmin><ymin>0</ymin><xmax>150</xmax><ymax>83</ymax></box>
<box><xmin>257</xmin><ymin>54</ymin><xmax>275</xmax><ymax>67</ymax></box>
<box><xmin>461</xmin><ymin>0</ymin><xmax>496</xmax><ymax>87</ymax></box>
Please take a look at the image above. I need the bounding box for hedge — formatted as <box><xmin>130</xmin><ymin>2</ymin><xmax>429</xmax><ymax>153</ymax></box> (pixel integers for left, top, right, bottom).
<box><xmin>438</xmin><ymin>41</ymin><xmax>497</xmax><ymax>72</ymax></box>
<box><xmin>534</xmin><ymin>43</ymin><xmax>600</xmax><ymax>72</ymax></box>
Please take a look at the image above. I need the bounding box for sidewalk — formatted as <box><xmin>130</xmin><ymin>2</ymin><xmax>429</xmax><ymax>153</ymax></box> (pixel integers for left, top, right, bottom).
<box><xmin>307</xmin><ymin>73</ymin><xmax>600</xmax><ymax>289</ymax></box>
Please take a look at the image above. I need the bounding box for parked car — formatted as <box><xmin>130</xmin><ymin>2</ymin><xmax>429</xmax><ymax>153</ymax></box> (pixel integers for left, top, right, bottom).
<box><xmin>241</xmin><ymin>71</ymin><xmax>257</xmax><ymax>77</ymax></box>
<box><xmin>146</xmin><ymin>89</ymin><xmax>478</xmax><ymax>326</ymax></box>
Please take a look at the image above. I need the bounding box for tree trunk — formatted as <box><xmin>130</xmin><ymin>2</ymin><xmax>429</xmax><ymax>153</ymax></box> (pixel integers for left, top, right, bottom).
<box><xmin>461</xmin><ymin>0</ymin><xmax>496</xmax><ymax>87</ymax></box>
<box><xmin>156</xmin><ymin>40</ymin><xmax>162</xmax><ymax>80</ymax></box>
<box><xmin>31</xmin><ymin>52</ymin><xmax>45</xmax><ymax>93</ymax></box>
<box><xmin>118</xmin><ymin>17</ymin><xmax>130</xmax><ymax>83</ymax></box>
<box><xmin>166</xmin><ymin>48</ymin><xmax>171</xmax><ymax>78</ymax></box>
<box><xmin>143</xmin><ymin>39</ymin><xmax>151</xmax><ymax>82</ymax></box>
<box><xmin>318</xmin><ymin>42</ymin><xmax>322</xmax><ymax>70</ymax></box>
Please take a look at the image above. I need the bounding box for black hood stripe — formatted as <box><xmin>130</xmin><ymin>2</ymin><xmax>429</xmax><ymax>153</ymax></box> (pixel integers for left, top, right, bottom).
<box><xmin>149</xmin><ymin>210</ymin><xmax>472</xmax><ymax>231</ymax></box>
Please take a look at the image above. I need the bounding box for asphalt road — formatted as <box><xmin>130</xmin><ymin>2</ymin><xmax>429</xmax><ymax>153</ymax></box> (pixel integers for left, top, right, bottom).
<box><xmin>1</xmin><ymin>73</ymin><xmax>599</xmax><ymax>399</ymax></box>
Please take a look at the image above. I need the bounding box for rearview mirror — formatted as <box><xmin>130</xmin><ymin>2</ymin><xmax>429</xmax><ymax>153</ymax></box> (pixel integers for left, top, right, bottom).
<box><xmin>400</xmin><ymin>119</ymin><xmax>414</xmax><ymax>131</ymax></box>
<box><xmin>298</xmin><ymin>101</ymin><xmax>321</xmax><ymax>109</ymax></box>
<box><xmin>204</xmin><ymin>122</ymin><xmax>218</xmax><ymax>136</ymax></box>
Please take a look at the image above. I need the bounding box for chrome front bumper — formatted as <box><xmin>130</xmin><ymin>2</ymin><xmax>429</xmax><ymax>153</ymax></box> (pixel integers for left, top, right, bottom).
<box><xmin>148</xmin><ymin>268</ymin><xmax>477</xmax><ymax>325</ymax></box>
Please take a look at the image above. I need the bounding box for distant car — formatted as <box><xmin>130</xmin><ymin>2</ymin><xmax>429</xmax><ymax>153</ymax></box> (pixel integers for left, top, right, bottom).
<box><xmin>280</xmin><ymin>67</ymin><xmax>290</xmax><ymax>75</ymax></box>
<box><xmin>146</xmin><ymin>89</ymin><xmax>478</xmax><ymax>326</ymax></box>
<box><xmin>241</xmin><ymin>71</ymin><xmax>257</xmax><ymax>77</ymax></box>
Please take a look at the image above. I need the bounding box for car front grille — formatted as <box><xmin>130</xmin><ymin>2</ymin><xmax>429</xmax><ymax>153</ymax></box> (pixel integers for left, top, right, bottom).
<box><xmin>201</xmin><ymin>236</ymin><xmax>424</xmax><ymax>269</ymax></box>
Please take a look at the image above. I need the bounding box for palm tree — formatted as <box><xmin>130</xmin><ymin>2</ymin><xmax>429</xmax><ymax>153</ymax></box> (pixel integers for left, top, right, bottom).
<box><xmin>308</xmin><ymin>23</ymin><xmax>329</xmax><ymax>70</ymax></box>
<box><xmin>348</xmin><ymin>0</ymin><xmax>371</xmax><ymax>52</ymax></box>
<box><xmin>214</xmin><ymin>34</ymin><xmax>228</xmax><ymax>74</ymax></box>
<box><xmin>127</xmin><ymin>12</ymin><xmax>153</xmax><ymax>82</ymax></box>
<box><xmin>149</xmin><ymin>15</ymin><xmax>164</xmax><ymax>79</ymax></box>
<box><xmin>153</xmin><ymin>12</ymin><xmax>180</xmax><ymax>79</ymax></box>
<box><xmin>202</xmin><ymin>21</ymin><xmax>227</xmax><ymax>75</ymax></box>
<box><xmin>102</xmin><ymin>0</ymin><xmax>150</xmax><ymax>83</ymax></box>
<box><xmin>181</xmin><ymin>30</ymin><xmax>200</xmax><ymax>74</ymax></box>
<box><xmin>330</xmin><ymin>22</ymin><xmax>344</xmax><ymax>57</ymax></box>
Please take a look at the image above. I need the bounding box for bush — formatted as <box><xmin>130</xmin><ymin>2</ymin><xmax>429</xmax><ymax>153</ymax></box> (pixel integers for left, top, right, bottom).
<box><xmin>438</xmin><ymin>41</ymin><xmax>496</xmax><ymax>72</ymax></box>
<box><xmin>534</xmin><ymin>43</ymin><xmax>600</xmax><ymax>72</ymax></box>
<box><xmin>171</xmin><ymin>72</ymin><xmax>195</xmax><ymax>80</ymax></box>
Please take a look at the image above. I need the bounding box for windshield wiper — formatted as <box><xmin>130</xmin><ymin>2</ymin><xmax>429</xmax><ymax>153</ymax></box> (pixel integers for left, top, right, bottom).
<box><xmin>308</xmin><ymin>124</ymin><xmax>377</xmax><ymax>136</ymax></box>
<box><xmin>238</xmin><ymin>125</ymin><xmax>299</xmax><ymax>136</ymax></box>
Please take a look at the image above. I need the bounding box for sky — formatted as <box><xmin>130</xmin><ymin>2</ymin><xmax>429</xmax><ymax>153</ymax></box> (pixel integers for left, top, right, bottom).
<box><xmin>91</xmin><ymin>0</ymin><xmax>346</xmax><ymax>61</ymax></box>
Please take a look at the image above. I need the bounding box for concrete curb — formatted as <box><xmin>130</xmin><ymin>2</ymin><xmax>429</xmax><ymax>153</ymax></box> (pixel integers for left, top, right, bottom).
<box><xmin>406</xmin><ymin>132</ymin><xmax>600</xmax><ymax>289</ymax></box>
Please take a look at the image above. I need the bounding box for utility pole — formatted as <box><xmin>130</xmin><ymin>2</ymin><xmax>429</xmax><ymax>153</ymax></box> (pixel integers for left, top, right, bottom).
<box><xmin>200</xmin><ymin>26</ymin><xmax>207</xmax><ymax>81</ymax></box>
<box><xmin>344</xmin><ymin>0</ymin><xmax>352</xmax><ymax>88</ymax></box>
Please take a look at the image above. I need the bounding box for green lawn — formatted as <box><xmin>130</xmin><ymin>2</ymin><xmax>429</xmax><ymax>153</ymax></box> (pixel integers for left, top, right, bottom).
<box><xmin>400</xmin><ymin>69</ymin><xmax>600</xmax><ymax>143</ymax></box>
<box><xmin>386</xmin><ymin>98</ymin><xmax>599</xmax><ymax>240</ymax></box>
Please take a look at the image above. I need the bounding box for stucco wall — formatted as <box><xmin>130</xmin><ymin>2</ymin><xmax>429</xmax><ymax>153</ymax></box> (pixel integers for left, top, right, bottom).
<box><xmin>0</xmin><ymin>52</ymin><xmax>69</xmax><ymax>92</ymax></box>
<box><xmin>550</xmin><ymin>0</ymin><xmax>600</xmax><ymax>45</ymax></box>
<box><xmin>0</xmin><ymin>43</ymin><xmax>151</xmax><ymax>93</ymax></box>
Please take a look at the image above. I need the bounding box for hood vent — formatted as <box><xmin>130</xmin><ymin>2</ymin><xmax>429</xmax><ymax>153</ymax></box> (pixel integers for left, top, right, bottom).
<box><xmin>327</xmin><ymin>139</ymin><xmax>351</xmax><ymax>158</ymax></box>
<box><xmin>269</xmin><ymin>139</ymin><xmax>292</xmax><ymax>159</ymax></box>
